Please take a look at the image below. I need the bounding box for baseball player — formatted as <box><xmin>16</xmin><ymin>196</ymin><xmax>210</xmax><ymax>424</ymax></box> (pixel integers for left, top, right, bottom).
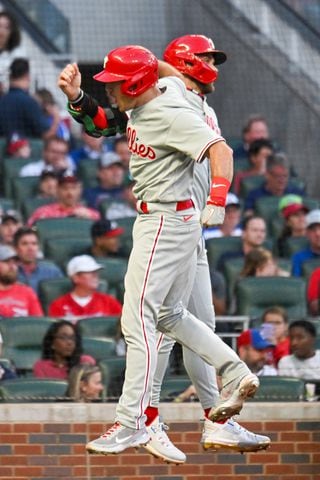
<box><xmin>142</xmin><ymin>35</ymin><xmax>270</xmax><ymax>463</ymax></box>
<box><xmin>58</xmin><ymin>45</ymin><xmax>259</xmax><ymax>457</ymax></box>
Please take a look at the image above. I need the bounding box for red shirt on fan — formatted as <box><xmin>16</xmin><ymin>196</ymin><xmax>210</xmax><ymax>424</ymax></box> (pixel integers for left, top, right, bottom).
<box><xmin>0</xmin><ymin>283</ymin><xmax>44</xmax><ymax>317</ymax></box>
<box><xmin>48</xmin><ymin>291</ymin><xmax>122</xmax><ymax>321</ymax></box>
<box><xmin>33</xmin><ymin>355</ymin><xmax>96</xmax><ymax>380</ymax></box>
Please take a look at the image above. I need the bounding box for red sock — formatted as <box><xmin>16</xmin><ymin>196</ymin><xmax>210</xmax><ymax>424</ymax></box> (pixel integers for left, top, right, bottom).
<box><xmin>145</xmin><ymin>406</ymin><xmax>159</xmax><ymax>426</ymax></box>
<box><xmin>204</xmin><ymin>408</ymin><xmax>227</xmax><ymax>424</ymax></box>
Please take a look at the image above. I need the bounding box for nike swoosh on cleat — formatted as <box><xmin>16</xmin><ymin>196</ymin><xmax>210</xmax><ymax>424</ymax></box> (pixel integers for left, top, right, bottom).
<box><xmin>115</xmin><ymin>435</ymin><xmax>133</xmax><ymax>444</ymax></box>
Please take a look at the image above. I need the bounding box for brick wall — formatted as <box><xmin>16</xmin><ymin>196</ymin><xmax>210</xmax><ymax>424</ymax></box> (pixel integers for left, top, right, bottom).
<box><xmin>0</xmin><ymin>403</ymin><xmax>319</xmax><ymax>480</ymax></box>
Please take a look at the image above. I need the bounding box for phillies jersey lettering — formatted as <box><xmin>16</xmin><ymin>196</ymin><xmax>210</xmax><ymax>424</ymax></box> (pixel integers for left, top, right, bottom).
<box><xmin>127</xmin><ymin>127</ymin><xmax>156</xmax><ymax>160</ymax></box>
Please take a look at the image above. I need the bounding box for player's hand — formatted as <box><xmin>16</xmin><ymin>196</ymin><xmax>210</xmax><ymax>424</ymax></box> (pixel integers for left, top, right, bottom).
<box><xmin>200</xmin><ymin>204</ymin><xmax>225</xmax><ymax>227</ymax></box>
<box><xmin>57</xmin><ymin>63</ymin><xmax>82</xmax><ymax>101</ymax></box>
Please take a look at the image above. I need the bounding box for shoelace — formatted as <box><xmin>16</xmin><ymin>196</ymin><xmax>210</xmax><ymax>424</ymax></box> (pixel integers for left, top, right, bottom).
<box><xmin>153</xmin><ymin>422</ymin><xmax>171</xmax><ymax>446</ymax></box>
<box><xmin>101</xmin><ymin>422</ymin><xmax>122</xmax><ymax>438</ymax></box>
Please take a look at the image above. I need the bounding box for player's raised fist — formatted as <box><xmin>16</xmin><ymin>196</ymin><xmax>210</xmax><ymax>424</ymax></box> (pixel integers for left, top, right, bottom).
<box><xmin>57</xmin><ymin>63</ymin><xmax>82</xmax><ymax>101</ymax></box>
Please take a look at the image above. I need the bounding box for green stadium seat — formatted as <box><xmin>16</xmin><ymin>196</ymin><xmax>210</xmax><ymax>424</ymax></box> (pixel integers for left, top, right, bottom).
<box><xmin>82</xmin><ymin>337</ymin><xmax>117</xmax><ymax>361</ymax></box>
<box><xmin>78</xmin><ymin>316</ymin><xmax>120</xmax><ymax>339</ymax></box>
<box><xmin>113</xmin><ymin>217</ymin><xmax>135</xmax><ymax>257</ymax></box>
<box><xmin>28</xmin><ymin>138</ymin><xmax>44</xmax><ymax>158</ymax></box>
<box><xmin>35</xmin><ymin>218</ymin><xmax>94</xmax><ymax>245</ymax></box>
<box><xmin>223</xmin><ymin>257</ymin><xmax>244</xmax><ymax>308</ymax></box>
<box><xmin>94</xmin><ymin>257</ymin><xmax>128</xmax><ymax>301</ymax></box>
<box><xmin>160</xmin><ymin>376</ymin><xmax>192</xmax><ymax>401</ymax></box>
<box><xmin>44</xmin><ymin>237</ymin><xmax>91</xmax><ymax>269</ymax></box>
<box><xmin>206</xmin><ymin>236</ymin><xmax>242</xmax><ymax>270</ymax></box>
<box><xmin>233</xmin><ymin>157</ymin><xmax>250</xmax><ymax>174</ymax></box>
<box><xmin>235</xmin><ymin>276</ymin><xmax>307</xmax><ymax>319</ymax></box>
<box><xmin>250</xmin><ymin>376</ymin><xmax>305</xmax><ymax>402</ymax></box>
<box><xmin>302</xmin><ymin>258</ymin><xmax>320</xmax><ymax>279</ymax></box>
<box><xmin>239</xmin><ymin>174</ymin><xmax>265</xmax><ymax>198</ymax></box>
<box><xmin>281</xmin><ymin>237</ymin><xmax>309</xmax><ymax>258</ymax></box>
<box><xmin>0</xmin><ymin>378</ymin><xmax>68</xmax><ymax>403</ymax></box>
<box><xmin>3</xmin><ymin>157</ymin><xmax>36</xmax><ymax>197</ymax></box>
<box><xmin>12</xmin><ymin>176</ymin><xmax>39</xmax><ymax>208</ymax></box>
<box><xmin>0</xmin><ymin>317</ymin><xmax>55</xmax><ymax>373</ymax></box>
<box><xmin>0</xmin><ymin>197</ymin><xmax>14</xmax><ymax>212</ymax></box>
<box><xmin>99</xmin><ymin>356</ymin><xmax>126</xmax><ymax>399</ymax></box>
<box><xmin>77</xmin><ymin>158</ymin><xmax>99</xmax><ymax>188</ymax></box>
<box><xmin>0</xmin><ymin>358</ymin><xmax>14</xmax><ymax>370</ymax></box>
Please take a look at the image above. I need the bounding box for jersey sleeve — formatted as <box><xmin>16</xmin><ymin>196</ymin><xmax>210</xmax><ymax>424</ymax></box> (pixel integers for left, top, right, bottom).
<box><xmin>165</xmin><ymin>109</ymin><xmax>225</xmax><ymax>162</ymax></box>
<box><xmin>67</xmin><ymin>91</ymin><xmax>128</xmax><ymax>138</ymax></box>
<box><xmin>158</xmin><ymin>76</ymin><xmax>187</xmax><ymax>98</ymax></box>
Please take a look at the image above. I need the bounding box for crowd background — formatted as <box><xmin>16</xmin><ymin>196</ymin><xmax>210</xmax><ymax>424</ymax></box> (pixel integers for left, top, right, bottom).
<box><xmin>0</xmin><ymin>0</ymin><xmax>319</xmax><ymax>403</ymax></box>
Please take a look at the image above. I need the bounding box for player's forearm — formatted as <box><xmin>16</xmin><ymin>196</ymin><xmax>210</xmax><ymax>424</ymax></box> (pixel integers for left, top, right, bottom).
<box><xmin>158</xmin><ymin>60</ymin><xmax>184</xmax><ymax>79</ymax></box>
<box><xmin>68</xmin><ymin>91</ymin><xmax>128</xmax><ymax>138</ymax></box>
<box><xmin>207</xmin><ymin>141</ymin><xmax>233</xmax><ymax>206</ymax></box>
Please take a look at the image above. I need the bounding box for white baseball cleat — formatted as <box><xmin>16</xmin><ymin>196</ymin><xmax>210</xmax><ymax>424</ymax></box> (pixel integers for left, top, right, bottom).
<box><xmin>201</xmin><ymin>418</ymin><xmax>271</xmax><ymax>453</ymax></box>
<box><xmin>143</xmin><ymin>416</ymin><xmax>186</xmax><ymax>464</ymax></box>
<box><xmin>86</xmin><ymin>422</ymin><xmax>150</xmax><ymax>455</ymax></box>
<box><xmin>209</xmin><ymin>373</ymin><xmax>260</xmax><ymax>421</ymax></box>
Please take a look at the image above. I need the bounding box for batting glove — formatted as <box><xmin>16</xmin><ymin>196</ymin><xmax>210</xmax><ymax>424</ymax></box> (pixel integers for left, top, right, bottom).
<box><xmin>201</xmin><ymin>204</ymin><xmax>225</xmax><ymax>227</ymax></box>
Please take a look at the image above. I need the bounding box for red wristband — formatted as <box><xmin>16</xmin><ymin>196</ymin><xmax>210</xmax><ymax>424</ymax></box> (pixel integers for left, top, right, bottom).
<box><xmin>208</xmin><ymin>176</ymin><xmax>231</xmax><ymax>207</ymax></box>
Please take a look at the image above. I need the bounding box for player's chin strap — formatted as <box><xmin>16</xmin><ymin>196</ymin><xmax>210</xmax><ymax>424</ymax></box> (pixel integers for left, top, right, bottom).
<box><xmin>201</xmin><ymin>176</ymin><xmax>230</xmax><ymax>227</ymax></box>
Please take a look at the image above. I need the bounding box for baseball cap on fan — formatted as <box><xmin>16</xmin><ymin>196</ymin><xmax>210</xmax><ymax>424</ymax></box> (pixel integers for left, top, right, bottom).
<box><xmin>91</xmin><ymin>219</ymin><xmax>124</xmax><ymax>238</ymax></box>
<box><xmin>0</xmin><ymin>245</ymin><xmax>18</xmax><ymax>261</ymax></box>
<box><xmin>237</xmin><ymin>329</ymin><xmax>274</xmax><ymax>351</ymax></box>
<box><xmin>226</xmin><ymin>193</ymin><xmax>240</xmax><ymax>208</ymax></box>
<box><xmin>306</xmin><ymin>209</ymin><xmax>320</xmax><ymax>229</ymax></box>
<box><xmin>278</xmin><ymin>194</ymin><xmax>308</xmax><ymax>219</ymax></box>
<box><xmin>99</xmin><ymin>151</ymin><xmax>123</xmax><ymax>169</ymax></box>
<box><xmin>67</xmin><ymin>255</ymin><xmax>103</xmax><ymax>277</ymax></box>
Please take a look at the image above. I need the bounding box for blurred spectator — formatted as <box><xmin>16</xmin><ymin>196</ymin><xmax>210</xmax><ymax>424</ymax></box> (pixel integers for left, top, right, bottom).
<box><xmin>307</xmin><ymin>267</ymin><xmax>320</xmax><ymax>316</ymax></box>
<box><xmin>114</xmin><ymin>134</ymin><xmax>131</xmax><ymax>170</ymax></box>
<box><xmin>0</xmin><ymin>58</ymin><xmax>60</xmax><ymax>138</ymax></box>
<box><xmin>278</xmin><ymin>320</ymin><xmax>320</xmax><ymax>380</ymax></box>
<box><xmin>277</xmin><ymin>194</ymin><xmax>309</xmax><ymax>257</ymax></box>
<box><xmin>34</xmin><ymin>88</ymin><xmax>71</xmax><ymax>141</ymax></box>
<box><xmin>0</xmin><ymin>11</ymin><xmax>25</xmax><ymax>94</ymax></box>
<box><xmin>237</xmin><ymin>329</ymin><xmax>277</xmax><ymax>376</ymax></box>
<box><xmin>104</xmin><ymin>178</ymin><xmax>137</xmax><ymax>220</ymax></box>
<box><xmin>244</xmin><ymin>153</ymin><xmax>305</xmax><ymax>215</ymax></box>
<box><xmin>0</xmin><ymin>210</ymin><xmax>22</xmax><ymax>246</ymax></box>
<box><xmin>27</xmin><ymin>171</ymin><xmax>100</xmax><ymax>226</ymax></box>
<box><xmin>233</xmin><ymin>114</ymin><xmax>270</xmax><ymax>160</ymax></box>
<box><xmin>14</xmin><ymin>227</ymin><xmax>63</xmax><ymax>294</ymax></box>
<box><xmin>69</xmin><ymin>129</ymin><xmax>109</xmax><ymax>167</ymax></box>
<box><xmin>48</xmin><ymin>255</ymin><xmax>122</xmax><ymax>321</ymax></box>
<box><xmin>84</xmin><ymin>152</ymin><xmax>125</xmax><ymax>209</ymax></box>
<box><xmin>240</xmin><ymin>247</ymin><xmax>289</xmax><ymax>278</ymax></box>
<box><xmin>89</xmin><ymin>219</ymin><xmax>126</xmax><ymax>258</ymax></box>
<box><xmin>37</xmin><ymin>170</ymin><xmax>58</xmax><ymax>199</ymax></box>
<box><xmin>66</xmin><ymin>364</ymin><xmax>104</xmax><ymax>402</ymax></box>
<box><xmin>0</xmin><ymin>245</ymin><xmax>43</xmax><ymax>317</ymax></box>
<box><xmin>33</xmin><ymin>320</ymin><xmax>95</xmax><ymax>379</ymax></box>
<box><xmin>20</xmin><ymin>136</ymin><xmax>73</xmax><ymax>177</ymax></box>
<box><xmin>203</xmin><ymin>193</ymin><xmax>242</xmax><ymax>240</ymax></box>
<box><xmin>292</xmin><ymin>210</ymin><xmax>320</xmax><ymax>276</ymax></box>
<box><xmin>261</xmin><ymin>306</ymin><xmax>290</xmax><ymax>365</ymax></box>
<box><xmin>217</xmin><ymin>215</ymin><xmax>267</xmax><ymax>272</ymax></box>
<box><xmin>233</xmin><ymin>139</ymin><xmax>274</xmax><ymax>195</ymax></box>
<box><xmin>5</xmin><ymin>132</ymin><xmax>31</xmax><ymax>158</ymax></box>
<box><xmin>0</xmin><ymin>332</ymin><xmax>17</xmax><ymax>380</ymax></box>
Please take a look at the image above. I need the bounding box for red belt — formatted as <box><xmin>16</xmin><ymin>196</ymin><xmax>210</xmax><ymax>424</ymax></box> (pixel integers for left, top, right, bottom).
<box><xmin>140</xmin><ymin>199</ymin><xmax>194</xmax><ymax>214</ymax></box>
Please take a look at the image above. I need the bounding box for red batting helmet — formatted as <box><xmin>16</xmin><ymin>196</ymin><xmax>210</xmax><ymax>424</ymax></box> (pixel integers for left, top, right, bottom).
<box><xmin>163</xmin><ymin>34</ymin><xmax>227</xmax><ymax>84</ymax></box>
<box><xmin>93</xmin><ymin>45</ymin><xmax>158</xmax><ymax>97</ymax></box>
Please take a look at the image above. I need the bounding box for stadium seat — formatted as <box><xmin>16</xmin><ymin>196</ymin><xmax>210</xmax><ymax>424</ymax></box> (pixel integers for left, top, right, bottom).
<box><xmin>223</xmin><ymin>257</ymin><xmax>244</xmax><ymax>308</ymax></box>
<box><xmin>160</xmin><ymin>376</ymin><xmax>192</xmax><ymax>401</ymax></box>
<box><xmin>250</xmin><ymin>376</ymin><xmax>305</xmax><ymax>402</ymax></box>
<box><xmin>0</xmin><ymin>358</ymin><xmax>14</xmax><ymax>370</ymax></box>
<box><xmin>99</xmin><ymin>356</ymin><xmax>126</xmax><ymax>399</ymax></box>
<box><xmin>0</xmin><ymin>317</ymin><xmax>55</xmax><ymax>373</ymax></box>
<box><xmin>44</xmin><ymin>237</ymin><xmax>91</xmax><ymax>269</ymax></box>
<box><xmin>235</xmin><ymin>276</ymin><xmax>307</xmax><ymax>319</ymax></box>
<box><xmin>95</xmin><ymin>257</ymin><xmax>128</xmax><ymax>301</ymax></box>
<box><xmin>281</xmin><ymin>236</ymin><xmax>309</xmax><ymax>258</ymax></box>
<box><xmin>233</xmin><ymin>157</ymin><xmax>250</xmax><ymax>174</ymax></box>
<box><xmin>2</xmin><ymin>157</ymin><xmax>36</xmax><ymax>197</ymax></box>
<box><xmin>82</xmin><ymin>337</ymin><xmax>117</xmax><ymax>361</ymax></box>
<box><xmin>77</xmin><ymin>158</ymin><xmax>99</xmax><ymax>188</ymax></box>
<box><xmin>0</xmin><ymin>378</ymin><xmax>68</xmax><ymax>403</ymax></box>
<box><xmin>38</xmin><ymin>277</ymin><xmax>108</xmax><ymax>314</ymax></box>
<box><xmin>35</xmin><ymin>218</ymin><xmax>94</xmax><ymax>245</ymax></box>
<box><xmin>302</xmin><ymin>258</ymin><xmax>320</xmax><ymax>279</ymax></box>
<box><xmin>113</xmin><ymin>217</ymin><xmax>135</xmax><ymax>257</ymax></box>
<box><xmin>28</xmin><ymin>138</ymin><xmax>44</xmax><ymax>158</ymax></box>
<box><xmin>206</xmin><ymin>236</ymin><xmax>242</xmax><ymax>270</ymax></box>
<box><xmin>12</xmin><ymin>176</ymin><xmax>39</xmax><ymax>208</ymax></box>
<box><xmin>78</xmin><ymin>316</ymin><xmax>119</xmax><ymax>339</ymax></box>
<box><xmin>0</xmin><ymin>197</ymin><xmax>14</xmax><ymax>213</ymax></box>
<box><xmin>239</xmin><ymin>175</ymin><xmax>264</xmax><ymax>199</ymax></box>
